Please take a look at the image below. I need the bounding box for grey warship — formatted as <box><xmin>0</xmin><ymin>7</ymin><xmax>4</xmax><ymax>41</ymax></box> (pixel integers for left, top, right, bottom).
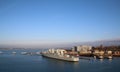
<box><xmin>41</xmin><ymin>49</ymin><xmax>79</xmax><ymax>62</ymax></box>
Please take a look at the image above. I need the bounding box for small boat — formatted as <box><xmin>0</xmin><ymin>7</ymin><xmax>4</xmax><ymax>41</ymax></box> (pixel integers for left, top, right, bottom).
<box><xmin>0</xmin><ymin>51</ymin><xmax>3</xmax><ymax>54</ymax></box>
<box><xmin>21</xmin><ymin>52</ymin><xmax>27</xmax><ymax>55</ymax></box>
<box><xmin>36</xmin><ymin>52</ymin><xmax>41</xmax><ymax>55</ymax></box>
<box><xmin>108</xmin><ymin>56</ymin><xmax>112</xmax><ymax>59</ymax></box>
<box><xmin>12</xmin><ymin>52</ymin><xmax>16</xmax><ymax>54</ymax></box>
<box><xmin>98</xmin><ymin>55</ymin><xmax>104</xmax><ymax>59</ymax></box>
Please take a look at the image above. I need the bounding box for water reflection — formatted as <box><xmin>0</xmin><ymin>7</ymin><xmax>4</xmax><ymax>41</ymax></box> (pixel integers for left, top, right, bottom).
<box><xmin>99</xmin><ymin>59</ymin><xmax>103</xmax><ymax>62</ymax></box>
<box><xmin>108</xmin><ymin>59</ymin><xmax>112</xmax><ymax>63</ymax></box>
<box><xmin>42</xmin><ymin>56</ymin><xmax>79</xmax><ymax>65</ymax></box>
<box><xmin>108</xmin><ymin>59</ymin><xmax>112</xmax><ymax>61</ymax></box>
<box><xmin>41</xmin><ymin>56</ymin><xmax>80</xmax><ymax>72</ymax></box>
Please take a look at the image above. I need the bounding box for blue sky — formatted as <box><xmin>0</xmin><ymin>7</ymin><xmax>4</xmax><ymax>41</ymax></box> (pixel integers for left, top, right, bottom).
<box><xmin>0</xmin><ymin>0</ymin><xmax>120</xmax><ymax>47</ymax></box>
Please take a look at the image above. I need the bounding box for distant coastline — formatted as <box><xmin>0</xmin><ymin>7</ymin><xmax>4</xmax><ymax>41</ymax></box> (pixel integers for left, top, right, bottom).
<box><xmin>0</xmin><ymin>39</ymin><xmax>120</xmax><ymax>49</ymax></box>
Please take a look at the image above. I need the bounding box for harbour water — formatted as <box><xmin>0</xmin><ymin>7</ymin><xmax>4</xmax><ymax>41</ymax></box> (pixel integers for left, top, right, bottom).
<box><xmin>0</xmin><ymin>49</ymin><xmax>120</xmax><ymax>72</ymax></box>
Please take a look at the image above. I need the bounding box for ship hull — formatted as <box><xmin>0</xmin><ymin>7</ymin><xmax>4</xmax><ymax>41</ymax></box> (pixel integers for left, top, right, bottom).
<box><xmin>41</xmin><ymin>53</ymin><xmax>79</xmax><ymax>62</ymax></box>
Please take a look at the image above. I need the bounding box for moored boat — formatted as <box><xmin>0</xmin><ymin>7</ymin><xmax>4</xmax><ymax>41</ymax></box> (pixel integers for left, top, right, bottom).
<box><xmin>21</xmin><ymin>52</ymin><xmax>28</xmax><ymax>55</ymax></box>
<box><xmin>0</xmin><ymin>51</ymin><xmax>3</xmax><ymax>54</ymax></box>
<box><xmin>12</xmin><ymin>52</ymin><xmax>16</xmax><ymax>54</ymax></box>
<box><xmin>107</xmin><ymin>55</ymin><xmax>112</xmax><ymax>59</ymax></box>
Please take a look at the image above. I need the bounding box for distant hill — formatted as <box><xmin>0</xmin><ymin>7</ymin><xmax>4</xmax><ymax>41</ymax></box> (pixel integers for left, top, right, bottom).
<box><xmin>0</xmin><ymin>39</ymin><xmax>120</xmax><ymax>49</ymax></box>
<box><xmin>71</xmin><ymin>39</ymin><xmax>120</xmax><ymax>47</ymax></box>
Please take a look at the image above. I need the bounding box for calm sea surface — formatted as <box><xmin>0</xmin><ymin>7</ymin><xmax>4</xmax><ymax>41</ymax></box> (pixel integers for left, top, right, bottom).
<box><xmin>0</xmin><ymin>49</ymin><xmax>120</xmax><ymax>72</ymax></box>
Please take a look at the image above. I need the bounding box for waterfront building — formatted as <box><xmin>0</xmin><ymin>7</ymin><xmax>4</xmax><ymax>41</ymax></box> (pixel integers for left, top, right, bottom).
<box><xmin>72</xmin><ymin>45</ymin><xmax>92</xmax><ymax>54</ymax></box>
<box><xmin>93</xmin><ymin>50</ymin><xmax>104</xmax><ymax>55</ymax></box>
<box><xmin>113</xmin><ymin>51</ymin><xmax>120</xmax><ymax>56</ymax></box>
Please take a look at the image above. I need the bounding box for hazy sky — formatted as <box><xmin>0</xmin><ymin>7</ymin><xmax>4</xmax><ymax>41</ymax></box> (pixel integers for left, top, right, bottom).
<box><xmin>0</xmin><ymin>0</ymin><xmax>120</xmax><ymax>47</ymax></box>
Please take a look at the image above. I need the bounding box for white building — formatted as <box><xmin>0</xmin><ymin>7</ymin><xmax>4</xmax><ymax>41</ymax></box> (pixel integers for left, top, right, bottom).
<box><xmin>72</xmin><ymin>45</ymin><xmax>92</xmax><ymax>54</ymax></box>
